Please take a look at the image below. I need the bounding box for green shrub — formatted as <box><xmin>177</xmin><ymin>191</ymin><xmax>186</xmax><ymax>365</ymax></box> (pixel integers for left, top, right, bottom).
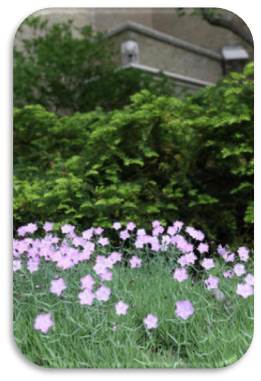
<box><xmin>183</xmin><ymin>63</ymin><xmax>254</xmax><ymax>242</ymax></box>
<box><xmin>14</xmin><ymin>95</ymin><xmax>190</xmax><ymax>229</ymax></box>
<box><xmin>13</xmin><ymin>64</ymin><xmax>253</xmax><ymax>243</ymax></box>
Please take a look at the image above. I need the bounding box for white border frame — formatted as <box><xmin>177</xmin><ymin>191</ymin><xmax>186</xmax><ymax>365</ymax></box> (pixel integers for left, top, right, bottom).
<box><xmin>1</xmin><ymin>1</ymin><xmax>260</xmax><ymax>379</ymax></box>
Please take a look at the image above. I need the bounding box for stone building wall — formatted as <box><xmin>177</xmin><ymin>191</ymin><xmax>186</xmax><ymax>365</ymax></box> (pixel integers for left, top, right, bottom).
<box><xmin>110</xmin><ymin>30</ymin><xmax>222</xmax><ymax>83</ymax></box>
<box><xmin>14</xmin><ymin>8</ymin><xmax>251</xmax><ymax>91</ymax></box>
<box><xmin>20</xmin><ymin>7</ymin><xmax>250</xmax><ymax>52</ymax></box>
<box><xmin>150</xmin><ymin>8</ymin><xmax>249</xmax><ymax>52</ymax></box>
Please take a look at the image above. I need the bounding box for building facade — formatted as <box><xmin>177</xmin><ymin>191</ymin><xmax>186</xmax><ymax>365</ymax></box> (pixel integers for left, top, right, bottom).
<box><xmin>16</xmin><ymin>8</ymin><xmax>252</xmax><ymax>92</ymax></box>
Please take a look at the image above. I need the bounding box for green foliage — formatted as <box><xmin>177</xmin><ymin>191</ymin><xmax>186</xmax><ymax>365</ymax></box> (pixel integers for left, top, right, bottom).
<box><xmin>183</xmin><ymin>63</ymin><xmax>254</xmax><ymax>242</ymax></box>
<box><xmin>14</xmin><ymin>256</ymin><xmax>253</xmax><ymax>368</ymax></box>
<box><xmin>14</xmin><ymin>17</ymin><xmax>176</xmax><ymax>114</ymax></box>
<box><xmin>14</xmin><ymin>64</ymin><xmax>253</xmax><ymax>243</ymax></box>
<box><xmin>14</xmin><ymin>17</ymin><xmax>114</xmax><ymax>114</ymax></box>
<box><xmin>14</xmin><ymin>95</ymin><xmax>189</xmax><ymax>229</ymax></box>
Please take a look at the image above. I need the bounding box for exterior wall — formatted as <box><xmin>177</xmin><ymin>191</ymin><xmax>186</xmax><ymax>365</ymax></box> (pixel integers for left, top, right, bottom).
<box><xmin>93</xmin><ymin>8</ymin><xmax>154</xmax><ymax>32</ymax></box>
<box><xmin>121</xmin><ymin>65</ymin><xmax>212</xmax><ymax>95</ymax></box>
<box><xmin>27</xmin><ymin>8</ymin><xmax>95</xmax><ymax>30</ymax></box>
<box><xmin>110</xmin><ymin>31</ymin><xmax>222</xmax><ymax>83</ymax></box>
<box><xmin>151</xmin><ymin>8</ymin><xmax>248</xmax><ymax>52</ymax></box>
<box><xmin>14</xmin><ymin>8</ymin><xmax>250</xmax><ymax>88</ymax></box>
<box><xmin>25</xmin><ymin>7</ymin><xmax>250</xmax><ymax>52</ymax></box>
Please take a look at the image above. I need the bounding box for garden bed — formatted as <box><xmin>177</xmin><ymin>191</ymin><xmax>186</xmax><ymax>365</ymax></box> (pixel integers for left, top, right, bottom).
<box><xmin>13</xmin><ymin>221</ymin><xmax>253</xmax><ymax>368</ymax></box>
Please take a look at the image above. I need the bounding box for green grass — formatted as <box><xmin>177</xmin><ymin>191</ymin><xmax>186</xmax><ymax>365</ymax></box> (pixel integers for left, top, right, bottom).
<box><xmin>13</xmin><ymin>256</ymin><xmax>253</xmax><ymax>368</ymax></box>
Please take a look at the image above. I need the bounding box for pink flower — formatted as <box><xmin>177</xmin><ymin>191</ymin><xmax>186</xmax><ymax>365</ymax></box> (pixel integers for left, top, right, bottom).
<box><xmin>79</xmin><ymin>289</ymin><xmax>95</xmax><ymax>305</ymax></box>
<box><xmin>13</xmin><ymin>259</ymin><xmax>22</xmax><ymax>272</ymax></box>
<box><xmin>82</xmin><ymin>228</ymin><xmax>93</xmax><ymax>240</ymax></box>
<box><xmin>173</xmin><ymin>221</ymin><xmax>184</xmax><ymax>232</ymax></box>
<box><xmin>50</xmin><ymin>278</ymin><xmax>66</xmax><ymax>296</ymax></box>
<box><xmin>95</xmin><ymin>285</ymin><xmax>111</xmax><ymax>302</ymax></box>
<box><xmin>127</xmin><ymin>222</ymin><xmax>136</xmax><ymax>231</ymax></box>
<box><xmin>186</xmin><ymin>226</ymin><xmax>205</xmax><ymax>241</ymax></box>
<box><xmin>244</xmin><ymin>273</ymin><xmax>254</xmax><ymax>286</ymax></box>
<box><xmin>17</xmin><ymin>223</ymin><xmax>38</xmax><ymax>236</ymax></box>
<box><xmin>61</xmin><ymin>224</ymin><xmax>75</xmax><ymax>235</ymax></box>
<box><xmin>223</xmin><ymin>270</ymin><xmax>234</xmax><ymax>278</ymax></box>
<box><xmin>79</xmin><ymin>247</ymin><xmax>92</xmax><ymax>261</ymax></box>
<box><xmin>217</xmin><ymin>244</ymin><xmax>229</xmax><ymax>258</ymax></box>
<box><xmin>205</xmin><ymin>275</ymin><xmax>219</xmax><ymax>289</ymax></box>
<box><xmin>137</xmin><ymin>229</ymin><xmax>146</xmax><ymax>237</ymax></box>
<box><xmin>113</xmin><ymin>222</ymin><xmax>121</xmax><ymax>230</ymax></box>
<box><xmin>198</xmin><ymin>243</ymin><xmax>209</xmax><ymax>254</ymax></box>
<box><xmin>43</xmin><ymin>222</ymin><xmax>53</xmax><ymax>232</ymax></box>
<box><xmin>94</xmin><ymin>227</ymin><xmax>104</xmax><ymax>235</ymax></box>
<box><xmin>82</xmin><ymin>240</ymin><xmax>95</xmax><ymax>254</ymax></box>
<box><xmin>183</xmin><ymin>251</ymin><xmax>197</xmax><ymax>265</ymax></box>
<box><xmin>115</xmin><ymin>301</ymin><xmax>129</xmax><ymax>316</ymax></box>
<box><xmin>27</xmin><ymin>223</ymin><xmax>38</xmax><ymax>234</ymax></box>
<box><xmin>178</xmin><ymin>252</ymin><xmax>197</xmax><ymax>267</ymax></box>
<box><xmin>177</xmin><ymin>255</ymin><xmax>187</xmax><ymax>267</ymax></box>
<box><xmin>167</xmin><ymin>226</ymin><xmax>177</xmax><ymax>236</ymax></box>
<box><xmin>161</xmin><ymin>235</ymin><xmax>171</xmax><ymax>251</ymax></box>
<box><xmin>201</xmin><ymin>258</ymin><xmax>215</xmax><ymax>270</ymax></box>
<box><xmin>233</xmin><ymin>263</ymin><xmax>246</xmax><ymax>277</ymax></box>
<box><xmin>172</xmin><ymin>235</ymin><xmax>193</xmax><ymax>253</ymax></box>
<box><xmin>152</xmin><ymin>220</ymin><xmax>161</xmax><ymax>228</ymax></box>
<box><xmin>144</xmin><ymin>314</ymin><xmax>158</xmax><ymax>329</ymax></box>
<box><xmin>98</xmin><ymin>237</ymin><xmax>109</xmax><ymax>246</ymax></box>
<box><xmin>173</xmin><ymin>268</ymin><xmax>188</xmax><ymax>282</ymax></box>
<box><xmin>34</xmin><ymin>312</ymin><xmax>53</xmax><ymax>333</ymax></box>
<box><xmin>175</xmin><ymin>300</ymin><xmax>194</xmax><ymax>320</ymax></box>
<box><xmin>13</xmin><ymin>239</ymin><xmax>28</xmax><ymax>255</ymax></box>
<box><xmin>225</xmin><ymin>253</ymin><xmax>235</xmax><ymax>263</ymax></box>
<box><xmin>80</xmin><ymin>274</ymin><xmax>95</xmax><ymax>290</ymax></box>
<box><xmin>236</xmin><ymin>283</ymin><xmax>254</xmax><ymax>299</ymax></box>
<box><xmin>99</xmin><ymin>269</ymin><xmax>113</xmax><ymax>281</ymax></box>
<box><xmin>238</xmin><ymin>247</ymin><xmax>249</xmax><ymax>262</ymax></box>
<box><xmin>93</xmin><ymin>257</ymin><xmax>108</xmax><ymax>275</ymax></box>
<box><xmin>27</xmin><ymin>258</ymin><xmax>40</xmax><ymax>273</ymax></box>
<box><xmin>152</xmin><ymin>226</ymin><xmax>164</xmax><ymax>236</ymax></box>
<box><xmin>108</xmin><ymin>252</ymin><xmax>122</xmax><ymax>265</ymax></box>
<box><xmin>56</xmin><ymin>256</ymin><xmax>74</xmax><ymax>270</ymax></box>
<box><xmin>134</xmin><ymin>238</ymin><xmax>144</xmax><ymax>249</ymax></box>
<box><xmin>120</xmin><ymin>230</ymin><xmax>130</xmax><ymax>241</ymax></box>
<box><xmin>151</xmin><ymin>237</ymin><xmax>161</xmax><ymax>252</ymax></box>
<box><xmin>17</xmin><ymin>225</ymin><xmax>28</xmax><ymax>237</ymax></box>
<box><xmin>73</xmin><ymin>236</ymin><xmax>85</xmax><ymax>247</ymax></box>
<box><xmin>129</xmin><ymin>255</ymin><xmax>142</xmax><ymax>269</ymax></box>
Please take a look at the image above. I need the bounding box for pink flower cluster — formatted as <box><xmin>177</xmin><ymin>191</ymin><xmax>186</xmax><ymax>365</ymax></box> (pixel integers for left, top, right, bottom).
<box><xmin>13</xmin><ymin>220</ymin><xmax>253</xmax><ymax>335</ymax></box>
<box><xmin>143</xmin><ymin>299</ymin><xmax>195</xmax><ymax>330</ymax></box>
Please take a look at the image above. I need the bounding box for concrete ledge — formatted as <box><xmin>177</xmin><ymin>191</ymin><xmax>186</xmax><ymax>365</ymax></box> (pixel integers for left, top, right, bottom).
<box><xmin>107</xmin><ymin>21</ymin><xmax>222</xmax><ymax>61</ymax></box>
<box><xmin>121</xmin><ymin>63</ymin><xmax>215</xmax><ymax>88</ymax></box>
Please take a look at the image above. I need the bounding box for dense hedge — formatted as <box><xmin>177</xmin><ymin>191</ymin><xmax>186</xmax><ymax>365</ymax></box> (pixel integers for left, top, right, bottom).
<box><xmin>14</xmin><ymin>64</ymin><xmax>253</xmax><ymax>244</ymax></box>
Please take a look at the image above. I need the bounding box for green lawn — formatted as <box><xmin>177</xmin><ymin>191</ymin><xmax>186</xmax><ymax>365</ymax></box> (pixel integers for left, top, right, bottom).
<box><xmin>13</xmin><ymin>255</ymin><xmax>253</xmax><ymax>368</ymax></box>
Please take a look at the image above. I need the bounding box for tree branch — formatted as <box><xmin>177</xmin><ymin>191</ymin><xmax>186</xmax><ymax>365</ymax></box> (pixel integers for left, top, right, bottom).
<box><xmin>200</xmin><ymin>9</ymin><xmax>253</xmax><ymax>47</ymax></box>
